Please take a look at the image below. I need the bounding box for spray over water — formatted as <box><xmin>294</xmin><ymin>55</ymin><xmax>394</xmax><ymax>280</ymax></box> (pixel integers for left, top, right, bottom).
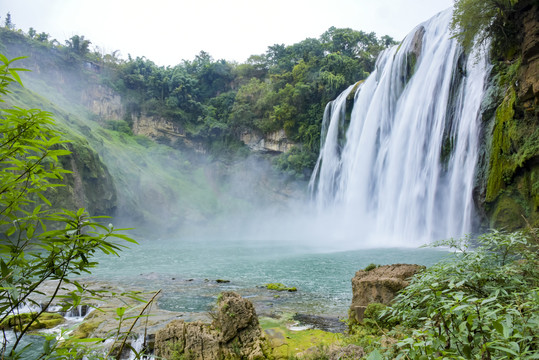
<box><xmin>310</xmin><ymin>10</ymin><xmax>490</xmax><ymax>247</ymax></box>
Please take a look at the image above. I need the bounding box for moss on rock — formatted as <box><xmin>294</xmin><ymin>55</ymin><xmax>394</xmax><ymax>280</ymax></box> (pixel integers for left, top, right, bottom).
<box><xmin>489</xmin><ymin>196</ymin><xmax>526</xmax><ymax>230</ymax></box>
<box><xmin>260</xmin><ymin>316</ymin><xmax>340</xmax><ymax>359</ymax></box>
<box><xmin>71</xmin><ymin>317</ymin><xmax>103</xmax><ymax>339</ymax></box>
<box><xmin>0</xmin><ymin>312</ymin><xmax>64</xmax><ymax>332</ymax></box>
<box><xmin>483</xmin><ymin>56</ymin><xmax>539</xmax><ymax>230</ymax></box>
<box><xmin>265</xmin><ymin>283</ymin><xmax>297</xmax><ymax>292</ymax></box>
<box><xmin>486</xmin><ymin>87</ymin><xmax>517</xmax><ymax>202</ymax></box>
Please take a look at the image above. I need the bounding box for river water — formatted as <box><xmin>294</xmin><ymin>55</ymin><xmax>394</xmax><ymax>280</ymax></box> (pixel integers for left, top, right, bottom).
<box><xmin>87</xmin><ymin>237</ymin><xmax>449</xmax><ymax>318</ymax></box>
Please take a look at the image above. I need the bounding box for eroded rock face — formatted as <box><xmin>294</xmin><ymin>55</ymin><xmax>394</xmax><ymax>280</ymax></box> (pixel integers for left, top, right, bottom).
<box><xmin>241</xmin><ymin>130</ymin><xmax>295</xmax><ymax>154</ymax></box>
<box><xmin>518</xmin><ymin>1</ymin><xmax>539</xmax><ymax>113</ymax></box>
<box><xmin>81</xmin><ymin>84</ymin><xmax>124</xmax><ymax>121</ymax></box>
<box><xmin>350</xmin><ymin>264</ymin><xmax>423</xmax><ymax>323</ymax></box>
<box><xmin>155</xmin><ymin>292</ymin><xmax>267</xmax><ymax>360</ymax></box>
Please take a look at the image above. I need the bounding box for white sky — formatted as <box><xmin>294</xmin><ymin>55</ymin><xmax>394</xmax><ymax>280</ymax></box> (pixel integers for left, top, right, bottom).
<box><xmin>1</xmin><ymin>0</ymin><xmax>453</xmax><ymax>66</ymax></box>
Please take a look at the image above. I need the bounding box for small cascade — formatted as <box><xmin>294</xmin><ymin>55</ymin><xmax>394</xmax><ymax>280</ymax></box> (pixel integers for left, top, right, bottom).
<box><xmin>128</xmin><ymin>334</ymin><xmax>153</xmax><ymax>360</ymax></box>
<box><xmin>310</xmin><ymin>9</ymin><xmax>490</xmax><ymax>246</ymax></box>
<box><xmin>62</xmin><ymin>304</ymin><xmax>91</xmax><ymax>319</ymax></box>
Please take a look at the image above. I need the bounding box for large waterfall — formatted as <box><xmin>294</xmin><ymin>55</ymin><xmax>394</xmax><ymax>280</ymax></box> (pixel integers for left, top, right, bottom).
<box><xmin>309</xmin><ymin>9</ymin><xmax>490</xmax><ymax>246</ymax></box>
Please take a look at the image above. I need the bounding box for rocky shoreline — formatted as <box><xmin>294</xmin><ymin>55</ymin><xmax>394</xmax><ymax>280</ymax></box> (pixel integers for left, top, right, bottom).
<box><xmin>12</xmin><ymin>264</ymin><xmax>423</xmax><ymax>359</ymax></box>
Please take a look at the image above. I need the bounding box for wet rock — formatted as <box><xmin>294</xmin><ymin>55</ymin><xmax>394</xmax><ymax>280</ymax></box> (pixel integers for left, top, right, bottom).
<box><xmin>350</xmin><ymin>264</ymin><xmax>423</xmax><ymax>323</ymax></box>
<box><xmin>410</xmin><ymin>25</ymin><xmax>426</xmax><ymax>61</ymax></box>
<box><xmin>518</xmin><ymin>1</ymin><xmax>539</xmax><ymax>113</ymax></box>
<box><xmin>292</xmin><ymin>313</ymin><xmax>347</xmax><ymax>333</ymax></box>
<box><xmin>155</xmin><ymin>291</ymin><xmax>268</xmax><ymax>360</ymax></box>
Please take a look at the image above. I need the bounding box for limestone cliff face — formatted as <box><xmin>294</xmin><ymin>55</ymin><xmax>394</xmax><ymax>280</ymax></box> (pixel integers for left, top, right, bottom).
<box><xmin>130</xmin><ymin>114</ymin><xmax>207</xmax><ymax>152</ymax></box>
<box><xmin>479</xmin><ymin>0</ymin><xmax>539</xmax><ymax>230</ymax></box>
<box><xmin>131</xmin><ymin>114</ymin><xmax>183</xmax><ymax>141</ymax></box>
<box><xmin>518</xmin><ymin>3</ymin><xmax>539</xmax><ymax>113</ymax></box>
<box><xmin>241</xmin><ymin>129</ymin><xmax>295</xmax><ymax>153</ymax></box>
<box><xmin>81</xmin><ymin>84</ymin><xmax>124</xmax><ymax>121</ymax></box>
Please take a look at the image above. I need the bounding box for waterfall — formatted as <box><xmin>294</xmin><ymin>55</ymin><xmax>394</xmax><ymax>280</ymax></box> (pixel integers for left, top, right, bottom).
<box><xmin>310</xmin><ymin>9</ymin><xmax>489</xmax><ymax>246</ymax></box>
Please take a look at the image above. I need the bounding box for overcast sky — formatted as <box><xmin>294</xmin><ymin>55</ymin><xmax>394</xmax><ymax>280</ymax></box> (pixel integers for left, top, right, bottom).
<box><xmin>1</xmin><ymin>0</ymin><xmax>453</xmax><ymax>66</ymax></box>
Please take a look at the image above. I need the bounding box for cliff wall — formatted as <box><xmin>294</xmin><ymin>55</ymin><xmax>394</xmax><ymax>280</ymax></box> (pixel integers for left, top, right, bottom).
<box><xmin>478</xmin><ymin>0</ymin><xmax>539</xmax><ymax>230</ymax></box>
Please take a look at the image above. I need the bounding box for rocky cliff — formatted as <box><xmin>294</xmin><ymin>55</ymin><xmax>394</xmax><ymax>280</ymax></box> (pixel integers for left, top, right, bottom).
<box><xmin>56</xmin><ymin>137</ymin><xmax>117</xmax><ymax>216</ymax></box>
<box><xmin>478</xmin><ymin>0</ymin><xmax>539</xmax><ymax>230</ymax></box>
<box><xmin>81</xmin><ymin>84</ymin><xmax>124</xmax><ymax>121</ymax></box>
<box><xmin>79</xmin><ymin>83</ymin><xmax>295</xmax><ymax>155</ymax></box>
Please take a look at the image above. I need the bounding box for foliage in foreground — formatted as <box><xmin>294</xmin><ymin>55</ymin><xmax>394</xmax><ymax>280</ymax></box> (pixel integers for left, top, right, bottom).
<box><xmin>354</xmin><ymin>230</ymin><xmax>539</xmax><ymax>359</ymax></box>
<box><xmin>0</xmin><ymin>54</ymin><xmax>149</xmax><ymax>359</ymax></box>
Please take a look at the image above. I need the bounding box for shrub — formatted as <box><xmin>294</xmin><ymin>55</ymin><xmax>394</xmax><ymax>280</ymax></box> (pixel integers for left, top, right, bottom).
<box><xmin>385</xmin><ymin>230</ymin><xmax>539</xmax><ymax>359</ymax></box>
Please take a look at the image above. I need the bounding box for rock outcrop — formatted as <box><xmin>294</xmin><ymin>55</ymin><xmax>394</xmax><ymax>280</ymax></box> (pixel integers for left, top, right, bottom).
<box><xmin>81</xmin><ymin>84</ymin><xmax>124</xmax><ymax>121</ymax></box>
<box><xmin>241</xmin><ymin>130</ymin><xmax>295</xmax><ymax>154</ymax></box>
<box><xmin>480</xmin><ymin>0</ymin><xmax>539</xmax><ymax>230</ymax></box>
<box><xmin>518</xmin><ymin>0</ymin><xmax>539</xmax><ymax>113</ymax></box>
<box><xmin>155</xmin><ymin>292</ymin><xmax>268</xmax><ymax>360</ymax></box>
<box><xmin>349</xmin><ymin>264</ymin><xmax>423</xmax><ymax>323</ymax></box>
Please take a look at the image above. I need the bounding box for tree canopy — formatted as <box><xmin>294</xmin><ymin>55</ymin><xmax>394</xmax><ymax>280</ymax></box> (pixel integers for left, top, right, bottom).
<box><xmin>0</xmin><ymin>12</ymin><xmax>397</xmax><ymax>178</ymax></box>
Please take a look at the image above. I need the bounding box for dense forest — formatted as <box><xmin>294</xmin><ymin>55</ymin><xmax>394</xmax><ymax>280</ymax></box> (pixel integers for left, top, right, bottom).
<box><xmin>0</xmin><ymin>15</ymin><xmax>396</xmax><ymax>179</ymax></box>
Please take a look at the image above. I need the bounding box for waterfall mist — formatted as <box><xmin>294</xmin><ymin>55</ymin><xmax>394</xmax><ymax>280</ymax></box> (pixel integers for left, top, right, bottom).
<box><xmin>307</xmin><ymin>9</ymin><xmax>490</xmax><ymax>247</ymax></box>
<box><xmin>168</xmin><ymin>9</ymin><xmax>491</xmax><ymax>252</ymax></box>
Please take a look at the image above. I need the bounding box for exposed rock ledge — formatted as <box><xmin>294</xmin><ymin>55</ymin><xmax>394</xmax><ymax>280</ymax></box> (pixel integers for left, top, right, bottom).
<box><xmin>241</xmin><ymin>129</ymin><xmax>295</xmax><ymax>154</ymax></box>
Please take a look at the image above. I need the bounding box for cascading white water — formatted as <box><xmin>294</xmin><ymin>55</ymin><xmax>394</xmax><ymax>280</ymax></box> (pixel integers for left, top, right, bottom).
<box><xmin>310</xmin><ymin>9</ymin><xmax>489</xmax><ymax>246</ymax></box>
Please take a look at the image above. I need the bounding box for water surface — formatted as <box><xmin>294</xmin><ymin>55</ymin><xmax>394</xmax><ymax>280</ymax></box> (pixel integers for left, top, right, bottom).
<box><xmin>88</xmin><ymin>238</ymin><xmax>449</xmax><ymax>317</ymax></box>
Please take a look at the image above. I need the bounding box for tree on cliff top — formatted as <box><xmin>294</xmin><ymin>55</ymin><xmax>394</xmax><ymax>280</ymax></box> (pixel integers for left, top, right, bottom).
<box><xmin>450</xmin><ymin>0</ymin><xmax>520</xmax><ymax>57</ymax></box>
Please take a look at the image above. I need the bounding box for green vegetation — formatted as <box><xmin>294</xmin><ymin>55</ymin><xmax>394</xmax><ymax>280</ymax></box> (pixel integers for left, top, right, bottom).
<box><xmin>450</xmin><ymin>0</ymin><xmax>521</xmax><ymax>57</ymax></box>
<box><xmin>0</xmin><ymin>17</ymin><xmax>396</xmax><ymax>180</ymax></box>
<box><xmin>363</xmin><ymin>263</ymin><xmax>379</xmax><ymax>272</ymax></box>
<box><xmin>265</xmin><ymin>283</ymin><xmax>298</xmax><ymax>292</ymax></box>
<box><xmin>333</xmin><ymin>230</ymin><xmax>539</xmax><ymax>359</ymax></box>
<box><xmin>0</xmin><ymin>54</ymin><xmax>155</xmax><ymax>359</ymax></box>
<box><xmin>386</xmin><ymin>230</ymin><xmax>538</xmax><ymax>359</ymax></box>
